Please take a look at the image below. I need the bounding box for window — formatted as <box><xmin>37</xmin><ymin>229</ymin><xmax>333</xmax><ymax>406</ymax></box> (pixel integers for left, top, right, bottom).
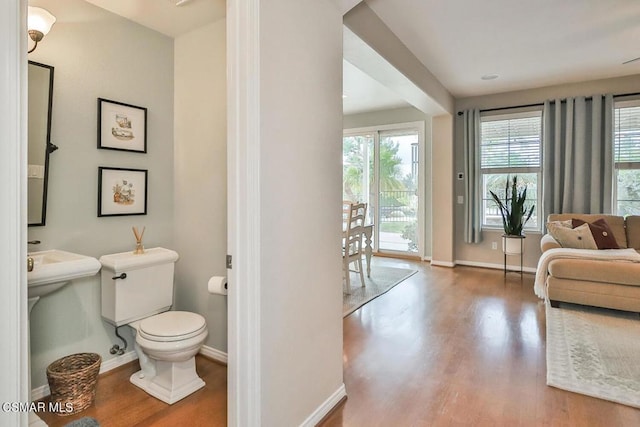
<box><xmin>614</xmin><ymin>100</ymin><xmax>640</xmax><ymax>216</ymax></box>
<box><xmin>480</xmin><ymin>110</ymin><xmax>542</xmax><ymax>230</ymax></box>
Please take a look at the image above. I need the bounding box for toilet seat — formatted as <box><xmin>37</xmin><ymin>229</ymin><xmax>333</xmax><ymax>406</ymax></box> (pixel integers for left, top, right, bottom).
<box><xmin>138</xmin><ymin>311</ymin><xmax>206</xmax><ymax>342</ymax></box>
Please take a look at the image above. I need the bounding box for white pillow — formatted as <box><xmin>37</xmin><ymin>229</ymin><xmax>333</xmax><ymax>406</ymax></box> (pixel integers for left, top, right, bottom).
<box><xmin>546</xmin><ymin>219</ymin><xmax>572</xmax><ymax>230</ymax></box>
<box><xmin>547</xmin><ymin>222</ymin><xmax>597</xmax><ymax>250</ymax></box>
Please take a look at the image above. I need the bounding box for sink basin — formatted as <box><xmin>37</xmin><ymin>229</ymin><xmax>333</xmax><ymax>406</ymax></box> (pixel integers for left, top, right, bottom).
<box><xmin>27</xmin><ymin>250</ymin><xmax>101</xmax><ymax>298</ymax></box>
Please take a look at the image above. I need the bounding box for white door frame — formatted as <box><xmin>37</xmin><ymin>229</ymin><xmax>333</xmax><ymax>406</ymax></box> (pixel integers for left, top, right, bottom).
<box><xmin>343</xmin><ymin>121</ymin><xmax>426</xmax><ymax>258</ymax></box>
<box><xmin>0</xmin><ymin>1</ymin><xmax>264</xmax><ymax>423</ymax></box>
<box><xmin>0</xmin><ymin>1</ymin><xmax>29</xmax><ymax>426</ymax></box>
<box><xmin>0</xmin><ymin>0</ymin><xmax>266</xmax><ymax>424</ymax></box>
<box><xmin>227</xmin><ymin>0</ymin><xmax>262</xmax><ymax>424</ymax></box>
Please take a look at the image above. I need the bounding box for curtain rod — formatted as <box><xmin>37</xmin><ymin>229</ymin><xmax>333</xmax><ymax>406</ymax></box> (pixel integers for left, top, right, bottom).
<box><xmin>456</xmin><ymin>91</ymin><xmax>640</xmax><ymax>116</ymax></box>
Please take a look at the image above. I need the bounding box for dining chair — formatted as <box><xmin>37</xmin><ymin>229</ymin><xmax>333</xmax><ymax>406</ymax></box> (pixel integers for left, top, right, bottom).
<box><xmin>342</xmin><ymin>200</ymin><xmax>353</xmax><ymax>224</ymax></box>
<box><xmin>343</xmin><ymin>202</ymin><xmax>367</xmax><ymax>293</ymax></box>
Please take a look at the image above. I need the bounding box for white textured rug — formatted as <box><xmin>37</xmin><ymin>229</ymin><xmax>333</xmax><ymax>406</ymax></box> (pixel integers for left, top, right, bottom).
<box><xmin>546</xmin><ymin>302</ymin><xmax>640</xmax><ymax>408</ymax></box>
<box><xmin>343</xmin><ymin>266</ymin><xmax>417</xmax><ymax>317</ymax></box>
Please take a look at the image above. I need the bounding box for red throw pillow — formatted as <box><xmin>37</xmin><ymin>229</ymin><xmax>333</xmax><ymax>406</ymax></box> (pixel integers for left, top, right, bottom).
<box><xmin>571</xmin><ymin>218</ymin><xmax>620</xmax><ymax>249</ymax></box>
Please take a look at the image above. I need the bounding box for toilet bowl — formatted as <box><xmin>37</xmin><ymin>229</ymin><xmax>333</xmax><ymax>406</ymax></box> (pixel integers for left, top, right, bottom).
<box><xmin>99</xmin><ymin>248</ymin><xmax>209</xmax><ymax>405</ymax></box>
<box><xmin>129</xmin><ymin>311</ymin><xmax>208</xmax><ymax>404</ymax></box>
<box><xmin>134</xmin><ymin>311</ymin><xmax>208</xmax><ymax>362</ymax></box>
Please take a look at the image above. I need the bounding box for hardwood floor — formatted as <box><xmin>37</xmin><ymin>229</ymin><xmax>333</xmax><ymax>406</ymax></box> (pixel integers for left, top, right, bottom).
<box><xmin>38</xmin><ymin>259</ymin><xmax>640</xmax><ymax>426</ymax></box>
<box><xmin>321</xmin><ymin>258</ymin><xmax>640</xmax><ymax>426</ymax></box>
<box><xmin>37</xmin><ymin>355</ymin><xmax>227</xmax><ymax>427</ymax></box>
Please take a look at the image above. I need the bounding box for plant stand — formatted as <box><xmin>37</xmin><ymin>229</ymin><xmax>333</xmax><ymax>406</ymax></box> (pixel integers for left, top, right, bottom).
<box><xmin>502</xmin><ymin>235</ymin><xmax>525</xmax><ymax>276</ymax></box>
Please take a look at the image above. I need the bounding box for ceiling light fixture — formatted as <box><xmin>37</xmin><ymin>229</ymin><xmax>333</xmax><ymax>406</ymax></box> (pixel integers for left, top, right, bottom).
<box><xmin>27</xmin><ymin>6</ymin><xmax>56</xmax><ymax>54</ymax></box>
<box><xmin>481</xmin><ymin>74</ymin><xmax>499</xmax><ymax>81</ymax></box>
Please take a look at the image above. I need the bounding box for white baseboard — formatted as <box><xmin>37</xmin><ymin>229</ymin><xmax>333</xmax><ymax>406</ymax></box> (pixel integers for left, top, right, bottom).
<box><xmin>430</xmin><ymin>260</ymin><xmax>456</xmax><ymax>268</ymax></box>
<box><xmin>455</xmin><ymin>259</ymin><xmax>536</xmax><ymax>274</ymax></box>
<box><xmin>31</xmin><ymin>382</ymin><xmax>50</xmax><ymax>402</ymax></box>
<box><xmin>299</xmin><ymin>383</ymin><xmax>347</xmax><ymax>427</ymax></box>
<box><xmin>98</xmin><ymin>349</ymin><xmax>139</xmax><ymax>374</ymax></box>
<box><xmin>199</xmin><ymin>345</ymin><xmax>228</xmax><ymax>364</ymax></box>
<box><xmin>31</xmin><ymin>350</ymin><xmax>138</xmax><ymax>401</ymax></box>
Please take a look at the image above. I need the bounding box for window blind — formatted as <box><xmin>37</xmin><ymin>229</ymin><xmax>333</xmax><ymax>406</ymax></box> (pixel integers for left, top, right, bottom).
<box><xmin>480</xmin><ymin>116</ymin><xmax>541</xmax><ymax>169</ymax></box>
<box><xmin>614</xmin><ymin>105</ymin><xmax>640</xmax><ymax>163</ymax></box>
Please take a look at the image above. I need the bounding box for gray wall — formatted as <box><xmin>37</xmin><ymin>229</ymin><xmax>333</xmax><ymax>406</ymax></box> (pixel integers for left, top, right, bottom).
<box><xmin>454</xmin><ymin>74</ymin><xmax>640</xmax><ymax>270</ymax></box>
<box><xmin>27</xmin><ymin>0</ymin><xmax>174</xmax><ymax>388</ymax></box>
<box><xmin>258</xmin><ymin>0</ymin><xmax>344</xmax><ymax>424</ymax></box>
<box><xmin>174</xmin><ymin>20</ymin><xmax>228</xmax><ymax>352</ymax></box>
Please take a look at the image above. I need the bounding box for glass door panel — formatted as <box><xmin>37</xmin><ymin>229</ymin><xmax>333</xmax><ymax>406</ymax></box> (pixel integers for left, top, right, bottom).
<box><xmin>343</xmin><ymin>134</ymin><xmax>374</xmax><ymax>225</ymax></box>
<box><xmin>377</xmin><ymin>132</ymin><xmax>419</xmax><ymax>253</ymax></box>
<box><xmin>343</xmin><ymin>128</ymin><xmax>421</xmax><ymax>256</ymax></box>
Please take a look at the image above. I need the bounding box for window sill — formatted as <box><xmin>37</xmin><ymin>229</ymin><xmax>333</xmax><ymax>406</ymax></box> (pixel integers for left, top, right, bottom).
<box><xmin>482</xmin><ymin>227</ymin><xmax>542</xmax><ymax>236</ymax></box>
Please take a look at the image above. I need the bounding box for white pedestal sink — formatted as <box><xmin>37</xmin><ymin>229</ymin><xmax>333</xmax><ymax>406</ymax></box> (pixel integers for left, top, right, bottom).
<box><xmin>27</xmin><ymin>249</ymin><xmax>102</xmax><ymax>299</ymax></box>
<box><xmin>27</xmin><ymin>249</ymin><xmax>101</xmax><ymax>427</ymax></box>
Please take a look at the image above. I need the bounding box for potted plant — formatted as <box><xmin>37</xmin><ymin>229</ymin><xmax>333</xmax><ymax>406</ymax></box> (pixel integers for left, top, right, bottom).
<box><xmin>489</xmin><ymin>175</ymin><xmax>535</xmax><ymax>255</ymax></box>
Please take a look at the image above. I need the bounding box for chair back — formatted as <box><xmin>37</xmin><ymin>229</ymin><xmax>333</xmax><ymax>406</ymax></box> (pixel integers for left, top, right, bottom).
<box><xmin>343</xmin><ymin>200</ymin><xmax>353</xmax><ymax>224</ymax></box>
<box><xmin>346</xmin><ymin>202</ymin><xmax>366</xmax><ymax>230</ymax></box>
<box><xmin>342</xmin><ymin>202</ymin><xmax>368</xmax><ymax>290</ymax></box>
<box><xmin>344</xmin><ymin>202</ymin><xmax>367</xmax><ymax>257</ymax></box>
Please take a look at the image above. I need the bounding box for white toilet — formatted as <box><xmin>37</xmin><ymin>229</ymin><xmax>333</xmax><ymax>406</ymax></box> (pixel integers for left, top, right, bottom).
<box><xmin>100</xmin><ymin>247</ymin><xmax>208</xmax><ymax>404</ymax></box>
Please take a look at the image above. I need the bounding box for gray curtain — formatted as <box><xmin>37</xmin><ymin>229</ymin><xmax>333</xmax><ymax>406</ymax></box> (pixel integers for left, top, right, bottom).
<box><xmin>463</xmin><ymin>109</ymin><xmax>482</xmax><ymax>243</ymax></box>
<box><xmin>542</xmin><ymin>94</ymin><xmax>613</xmax><ymax>220</ymax></box>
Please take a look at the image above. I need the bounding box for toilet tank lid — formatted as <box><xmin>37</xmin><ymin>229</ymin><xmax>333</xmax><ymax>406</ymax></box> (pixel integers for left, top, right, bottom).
<box><xmin>99</xmin><ymin>247</ymin><xmax>179</xmax><ymax>272</ymax></box>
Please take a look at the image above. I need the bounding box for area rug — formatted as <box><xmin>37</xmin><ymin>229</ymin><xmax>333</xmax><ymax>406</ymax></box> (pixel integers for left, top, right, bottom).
<box><xmin>546</xmin><ymin>301</ymin><xmax>640</xmax><ymax>408</ymax></box>
<box><xmin>343</xmin><ymin>266</ymin><xmax>417</xmax><ymax>317</ymax></box>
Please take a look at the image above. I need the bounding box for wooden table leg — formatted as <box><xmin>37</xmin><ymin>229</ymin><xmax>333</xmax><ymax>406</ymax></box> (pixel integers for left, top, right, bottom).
<box><xmin>364</xmin><ymin>225</ymin><xmax>373</xmax><ymax>277</ymax></box>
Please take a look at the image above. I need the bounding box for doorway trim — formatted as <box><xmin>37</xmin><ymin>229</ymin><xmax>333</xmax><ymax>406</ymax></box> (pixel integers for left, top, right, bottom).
<box><xmin>343</xmin><ymin>120</ymin><xmax>426</xmax><ymax>259</ymax></box>
<box><xmin>0</xmin><ymin>1</ymin><xmax>29</xmax><ymax>426</ymax></box>
<box><xmin>227</xmin><ymin>0</ymin><xmax>262</xmax><ymax>424</ymax></box>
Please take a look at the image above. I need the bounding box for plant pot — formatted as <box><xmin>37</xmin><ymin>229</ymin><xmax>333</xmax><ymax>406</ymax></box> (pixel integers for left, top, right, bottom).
<box><xmin>502</xmin><ymin>234</ymin><xmax>525</xmax><ymax>255</ymax></box>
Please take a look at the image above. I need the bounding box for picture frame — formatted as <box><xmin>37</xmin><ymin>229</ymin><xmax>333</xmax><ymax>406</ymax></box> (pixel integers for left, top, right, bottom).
<box><xmin>98</xmin><ymin>167</ymin><xmax>148</xmax><ymax>217</ymax></box>
<box><xmin>97</xmin><ymin>98</ymin><xmax>147</xmax><ymax>153</ymax></box>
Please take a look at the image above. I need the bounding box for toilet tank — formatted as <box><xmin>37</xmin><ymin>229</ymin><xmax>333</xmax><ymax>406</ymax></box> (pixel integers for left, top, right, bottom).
<box><xmin>100</xmin><ymin>247</ymin><xmax>179</xmax><ymax>327</ymax></box>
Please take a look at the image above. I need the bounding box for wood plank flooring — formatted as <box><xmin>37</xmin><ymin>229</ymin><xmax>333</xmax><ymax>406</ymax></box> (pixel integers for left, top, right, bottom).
<box><xmin>37</xmin><ymin>259</ymin><xmax>640</xmax><ymax>426</ymax></box>
<box><xmin>37</xmin><ymin>355</ymin><xmax>227</xmax><ymax>427</ymax></box>
<box><xmin>321</xmin><ymin>258</ymin><xmax>640</xmax><ymax>426</ymax></box>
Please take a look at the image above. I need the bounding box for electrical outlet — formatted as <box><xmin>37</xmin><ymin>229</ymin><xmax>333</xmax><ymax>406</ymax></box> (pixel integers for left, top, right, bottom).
<box><xmin>491</xmin><ymin>242</ymin><xmax>498</xmax><ymax>250</ymax></box>
<box><xmin>457</xmin><ymin>195</ymin><xmax>464</xmax><ymax>204</ymax></box>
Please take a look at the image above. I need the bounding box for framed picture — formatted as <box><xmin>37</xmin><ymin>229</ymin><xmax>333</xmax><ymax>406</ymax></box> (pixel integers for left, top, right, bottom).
<box><xmin>98</xmin><ymin>98</ymin><xmax>147</xmax><ymax>153</ymax></box>
<box><xmin>98</xmin><ymin>167</ymin><xmax>148</xmax><ymax>217</ymax></box>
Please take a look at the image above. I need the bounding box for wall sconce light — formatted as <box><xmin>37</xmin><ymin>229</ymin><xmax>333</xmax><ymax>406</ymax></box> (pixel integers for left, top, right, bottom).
<box><xmin>27</xmin><ymin>6</ymin><xmax>56</xmax><ymax>54</ymax></box>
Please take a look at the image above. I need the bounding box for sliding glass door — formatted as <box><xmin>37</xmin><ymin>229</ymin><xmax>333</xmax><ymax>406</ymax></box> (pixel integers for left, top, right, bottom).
<box><xmin>343</xmin><ymin>124</ymin><xmax>422</xmax><ymax>256</ymax></box>
<box><xmin>377</xmin><ymin>131</ymin><xmax>419</xmax><ymax>253</ymax></box>
<box><xmin>342</xmin><ymin>134</ymin><xmax>374</xmax><ymax>224</ymax></box>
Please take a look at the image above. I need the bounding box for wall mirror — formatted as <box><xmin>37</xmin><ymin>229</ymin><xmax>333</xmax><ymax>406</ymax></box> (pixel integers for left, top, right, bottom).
<box><xmin>28</xmin><ymin>61</ymin><xmax>57</xmax><ymax>226</ymax></box>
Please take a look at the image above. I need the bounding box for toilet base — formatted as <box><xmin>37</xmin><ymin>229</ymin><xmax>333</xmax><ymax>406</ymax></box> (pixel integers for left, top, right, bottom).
<box><xmin>130</xmin><ymin>357</ymin><xmax>205</xmax><ymax>404</ymax></box>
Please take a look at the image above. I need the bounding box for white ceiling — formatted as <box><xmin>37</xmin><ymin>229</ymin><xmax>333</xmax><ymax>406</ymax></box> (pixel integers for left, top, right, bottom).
<box><xmin>366</xmin><ymin>0</ymin><xmax>640</xmax><ymax>98</ymax></box>
<box><xmin>84</xmin><ymin>0</ymin><xmax>225</xmax><ymax>38</ymax></box>
<box><xmin>81</xmin><ymin>0</ymin><xmax>640</xmax><ymax>113</ymax></box>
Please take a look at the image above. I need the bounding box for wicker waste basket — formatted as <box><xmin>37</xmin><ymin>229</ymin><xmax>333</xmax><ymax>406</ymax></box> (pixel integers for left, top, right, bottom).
<box><xmin>46</xmin><ymin>353</ymin><xmax>101</xmax><ymax>416</ymax></box>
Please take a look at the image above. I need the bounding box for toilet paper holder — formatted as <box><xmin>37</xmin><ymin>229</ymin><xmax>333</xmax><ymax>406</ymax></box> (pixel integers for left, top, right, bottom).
<box><xmin>208</xmin><ymin>276</ymin><xmax>228</xmax><ymax>295</ymax></box>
